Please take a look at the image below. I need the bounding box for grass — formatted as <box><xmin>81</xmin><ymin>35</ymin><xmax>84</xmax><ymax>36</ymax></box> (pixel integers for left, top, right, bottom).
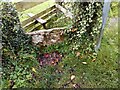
<box><xmin>38</xmin><ymin>16</ymin><xmax>118</xmax><ymax>88</ymax></box>
<box><xmin>109</xmin><ymin>2</ymin><xmax>118</xmax><ymax>18</ymax></box>
<box><xmin>81</xmin><ymin>20</ymin><xmax>118</xmax><ymax>88</ymax></box>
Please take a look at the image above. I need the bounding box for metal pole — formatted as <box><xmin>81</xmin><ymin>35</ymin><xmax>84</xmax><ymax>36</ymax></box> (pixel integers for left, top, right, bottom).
<box><xmin>95</xmin><ymin>0</ymin><xmax>111</xmax><ymax>52</ymax></box>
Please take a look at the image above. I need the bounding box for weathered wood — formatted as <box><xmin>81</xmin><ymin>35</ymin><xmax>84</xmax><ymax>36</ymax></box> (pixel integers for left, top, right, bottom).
<box><xmin>26</xmin><ymin>27</ymin><xmax>66</xmax><ymax>35</ymax></box>
<box><xmin>40</xmin><ymin>8</ymin><xmax>57</xmax><ymax>19</ymax></box>
<box><xmin>24</xmin><ymin>12</ymin><xmax>57</xmax><ymax>32</ymax></box>
<box><xmin>15</xmin><ymin>0</ymin><xmax>48</xmax><ymax>12</ymax></box>
<box><xmin>29</xmin><ymin>13</ymin><xmax>57</xmax><ymax>31</ymax></box>
<box><xmin>22</xmin><ymin>5</ymin><xmax>56</xmax><ymax>26</ymax></box>
<box><xmin>27</xmin><ymin>13</ymin><xmax>47</xmax><ymax>29</ymax></box>
<box><xmin>26</xmin><ymin>23</ymin><xmax>42</xmax><ymax>32</ymax></box>
<box><xmin>23</xmin><ymin>8</ymin><xmax>56</xmax><ymax>29</ymax></box>
<box><xmin>55</xmin><ymin>4</ymin><xmax>73</xmax><ymax>19</ymax></box>
<box><xmin>27</xmin><ymin>13</ymin><xmax>47</xmax><ymax>24</ymax></box>
<box><xmin>23</xmin><ymin>21</ymin><xmax>36</xmax><ymax>30</ymax></box>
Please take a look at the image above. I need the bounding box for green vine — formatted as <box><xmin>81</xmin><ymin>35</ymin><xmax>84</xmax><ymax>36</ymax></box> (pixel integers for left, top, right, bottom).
<box><xmin>64</xmin><ymin>1</ymin><xmax>103</xmax><ymax>54</ymax></box>
<box><xmin>1</xmin><ymin>2</ymin><xmax>40</xmax><ymax>88</ymax></box>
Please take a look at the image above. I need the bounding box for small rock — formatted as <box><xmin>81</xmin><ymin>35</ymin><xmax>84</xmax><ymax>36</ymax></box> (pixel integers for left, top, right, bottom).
<box><xmin>32</xmin><ymin>35</ymin><xmax>44</xmax><ymax>44</ymax></box>
<box><xmin>51</xmin><ymin>39</ymin><xmax>57</xmax><ymax>43</ymax></box>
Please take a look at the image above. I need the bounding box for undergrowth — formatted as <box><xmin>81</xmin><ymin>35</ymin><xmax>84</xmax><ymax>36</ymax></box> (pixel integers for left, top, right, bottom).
<box><xmin>1</xmin><ymin>1</ymin><xmax>118</xmax><ymax>89</ymax></box>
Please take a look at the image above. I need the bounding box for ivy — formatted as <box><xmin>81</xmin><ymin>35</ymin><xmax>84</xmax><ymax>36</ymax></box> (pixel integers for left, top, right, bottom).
<box><xmin>1</xmin><ymin>2</ymin><xmax>40</xmax><ymax>88</ymax></box>
<box><xmin>1</xmin><ymin>2</ymin><xmax>32</xmax><ymax>55</ymax></box>
<box><xmin>63</xmin><ymin>1</ymin><xmax>103</xmax><ymax>54</ymax></box>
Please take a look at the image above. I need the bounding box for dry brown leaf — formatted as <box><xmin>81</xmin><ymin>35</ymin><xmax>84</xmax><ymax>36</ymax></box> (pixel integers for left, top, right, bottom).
<box><xmin>92</xmin><ymin>59</ymin><xmax>96</xmax><ymax>62</ymax></box>
<box><xmin>71</xmin><ymin>75</ymin><xmax>75</xmax><ymax>80</ymax></box>
<box><xmin>76</xmin><ymin>52</ymin><xmax>80</xmax><ymax>57</ymax></box>
<box><xmin>71</xmin><ymin>28</ymin><xmax>78</xmax><ymax>32</ymax></box>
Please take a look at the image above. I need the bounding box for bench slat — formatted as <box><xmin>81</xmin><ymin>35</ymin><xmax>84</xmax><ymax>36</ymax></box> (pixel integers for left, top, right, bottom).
<box><xmin>22</xmin><ymin>5</ymin><xmax>55</xmax><ymax>26</ymax></box>
<box><xmin>27</xmin><ymin>13</ymin><xmax>47</xmax><ymax>24</ymax></box>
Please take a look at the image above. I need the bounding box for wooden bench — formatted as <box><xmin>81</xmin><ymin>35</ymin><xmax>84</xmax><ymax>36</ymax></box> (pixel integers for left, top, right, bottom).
<box><xmin>55</xmin><ymin>4</ymin><xmax>73</xmax><ymax>19</ymax></box>
<box><xmin>27</xmin><ymin>13</ymin><xmax>47</xmax><ymax>29</ymax></box>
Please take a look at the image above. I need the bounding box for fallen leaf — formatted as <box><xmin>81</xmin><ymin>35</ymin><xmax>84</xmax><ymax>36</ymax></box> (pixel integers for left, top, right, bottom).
<box><xmin>55</xmin><ymin>59</ymin><xmax>59</xmax><ymax>62</ymax></box>
<box><xmin>82</xmin><ymin>62</ymin><xmax>87</xmax><ymax>65</ymax></box>
<box><xmin>71</xmin><ymin>28</ymin><xmax>77</xmax><ymax>32</ymax></box>
<box><xmin>92</xmin><ymin>59</ymin><xmax>96</xmax><ymax>62</ymax></box>
<box><xmin>76</xmin><ymin>52</ymin><xmax>80</xmax><ymax>57</ymax></box>
<box><xmin>73</xmin><ymin>83</ymin><xmax>81</xmax><ymax>88</ymax></box>
<box><xmin>44</xmin><ymin>53</ymin><xmax>49</xmax><ymax>58</ymax></box>
<box><xmin>32</xmin><ymin>67</ymin><xmax>36</xmax><ymax>72</ymax></box>
<box><xmin>51</xmin><ymin>61</ymin><xmax>55</xmax><ymax>64</ymax></box>
<box><xmin>71</xmin><ymin>75</ymin><xmax>75</xmax><ymax>80</ymax></box>
<box><xmin>80</xmin><ymin>56</ymin><xmax>83</xmax><ymax>59</ymax></box>
<box><xmin>38</xmin><ymin>51</ymin><xmax>63</xmax><ymax>67</ymax></box>
<box><xmin>73</xmin><ymin>84</ymin><xmax>76</xmax><ymax>87</ymax></box>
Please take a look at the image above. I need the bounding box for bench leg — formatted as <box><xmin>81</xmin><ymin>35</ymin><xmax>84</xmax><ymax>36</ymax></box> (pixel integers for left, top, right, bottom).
<box><xmin>42</xmin><ymin>23</ymin><xmax>47</xmax><ymax>29</ymax></box>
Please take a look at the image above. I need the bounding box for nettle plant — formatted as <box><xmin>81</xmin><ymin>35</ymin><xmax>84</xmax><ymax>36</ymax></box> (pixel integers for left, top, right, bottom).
<box><xmin>65</xmin><ymin>1</ymin><xmax>103</xmax><ymax>53</ymax></box>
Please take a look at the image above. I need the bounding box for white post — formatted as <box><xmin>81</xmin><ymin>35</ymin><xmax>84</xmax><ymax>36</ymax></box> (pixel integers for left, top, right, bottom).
<box><xmin>95</xmin><ymin>0</ymin><xmax>111</xmax><ymax>52</ymax></box>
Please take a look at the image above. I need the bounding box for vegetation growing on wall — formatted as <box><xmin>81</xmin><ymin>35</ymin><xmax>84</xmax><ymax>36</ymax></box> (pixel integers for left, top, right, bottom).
<box><xmin>62</xmin><ymin>1</ymin><xmax>103</xmax><ymax>57</ymax></box>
